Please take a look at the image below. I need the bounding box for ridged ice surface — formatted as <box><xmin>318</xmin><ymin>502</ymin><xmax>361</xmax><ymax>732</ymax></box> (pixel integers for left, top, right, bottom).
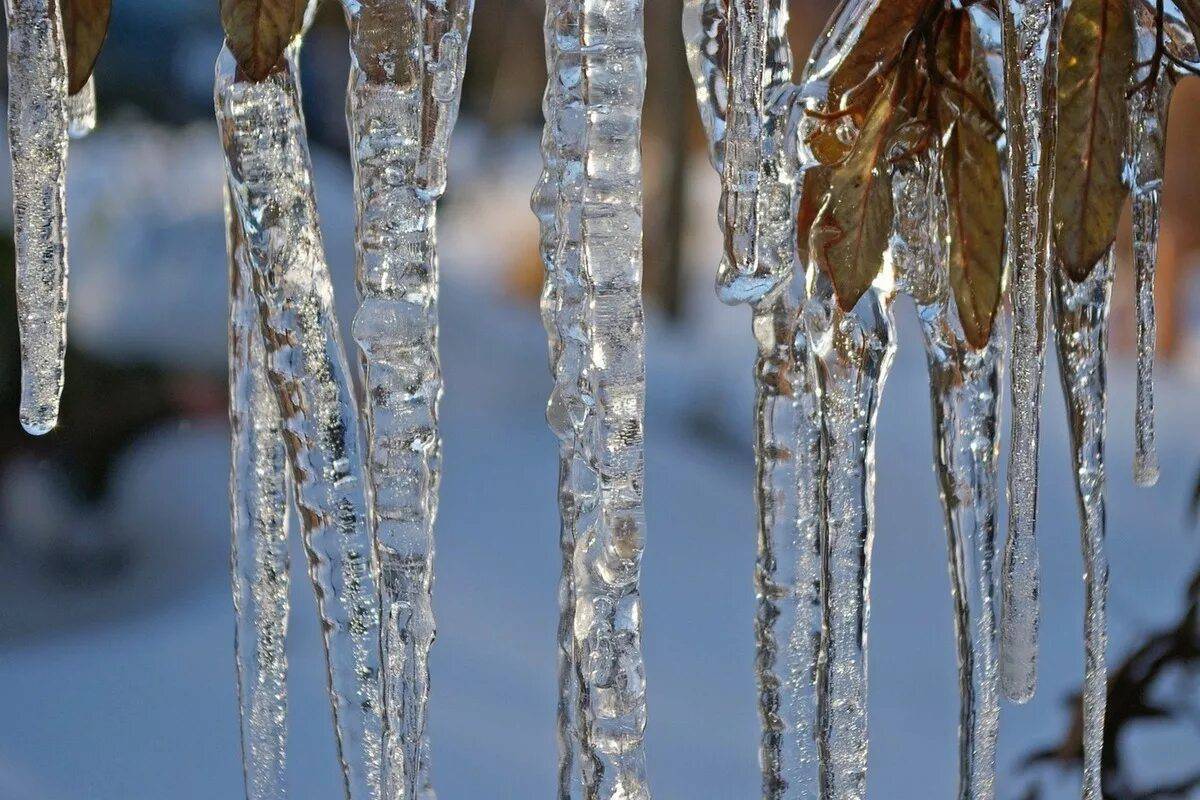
<box><xmin>66</xmin><ymin>77</ymin><xmax>97</xmax><ymax>139</ymax></box>
<box><xmin>1127</xmin><ymin>5</ymin><xmax>1175</xmax><ymax>488</ymax></box>
<box><xmin>4</xmin><ymin>0</ymin><xmax>70</xmax><ymax>435</ymax></box>
<box><xmin>216</xmin><ymin>49</ymin><xmax>383</xmax><ymax>800</ymax></box>
<box><xmin>802</xmin><ymin>275</ymin><xmax>896</xmax><ymax>800</ymax></box>
<box><xmin>1052</xmin><ymin>251</ymin><xmax>1114</xmax><ymax>800</ymax></box>
<box><xmin>894</xmin><ymin>154</ymin><xmax>1002</xmax><ymax>800</ymax></box>
<box><xmin>228</xmin><ymin>189</ymin><xmax>292</xmax><ymax>800</ymax></box>
<box><xmin>998</xmin><ymin>0</ymin><xmax>1062</xmax><ymax>706</ymax></box>
<box><xmin>681</xmin><ymin>0</ymin><xmax>728</xmax><ymax>168</ymax></box>
<box><xmin>342</xmin><ymin>1</ymin><xmax>474</xmax><ymax>795</ymax></box>
<box><xmin>535</xmin><ymin>2</ymin><xmax>651</xmax><ymax>797</ymax></box>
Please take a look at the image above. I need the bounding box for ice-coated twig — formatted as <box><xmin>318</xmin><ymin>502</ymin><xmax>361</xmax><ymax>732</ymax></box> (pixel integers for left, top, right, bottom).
<box><xmin>802</xmin><ymin>273</ymin><xmax>897</xmax><ymax>800</ymax></box>
<box><xmin>341</xmin><ymin>1</ymin><xmax>474</xmax><ymax>796</ymax></box>
<box><xmin>1052</xmin><ymin>250</ymin><xmax>1115</xmax><ymax>800</ymax></box>
<box><xmin>216</xmin><ymin>48</ymin><xmax>383</xmax><ymax>800</ymax></box>
<box><xmin>894</xmin><ymin>153</ymin><xmax>1002</xmax><ymax>800</ymax></box>
<box><xmin>66</xmin><ymin>76</ymin><xmax>97</xmax><ymax>139</ymax></box>
<box><xmin>532</xmin><ymin>1</ymin><xmax>591</xmax><ymax>793</ymax></box>
<box><xmin>4</xmin><ymin>0</ymin><xmax>70</xmax><ymax>435</ymax></box>
<box><xmin>1127</xmin><ymin>2</ymin><xmax>1177</xmax><ymax>488</ymax></box>
<box><xmin>228</xmin><ymin>186</ymin><xmax>293</xmax><ymax>800</ymax></box>
<box><xmin>536</xmin><ymin>2</ymin><xmax>651</xmax><ymax>797</ymax></box>
<box><xmin>998</xmin><ymin>0</ymin><xmax>1064</xmax><ymax>706</ymax></box>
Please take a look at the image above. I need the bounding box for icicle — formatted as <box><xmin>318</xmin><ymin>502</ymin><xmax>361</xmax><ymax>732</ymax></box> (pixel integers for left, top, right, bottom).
<box><xmin>227</xmin><ymin>186</ymin><xmax>292</xmax><ymax>800</ymax></box>
<box><xmin>341</xmin><ymin>2</ymin><xmax>474</xmax><ymax>796</ymax></box>
<box><xmin>532</xmin><ymin>2</ymin><xmax>589</xmax><ymax>794</ymax></box>
<box><xmin>802</xmin><ymin>273</ymin><xmax>896</xmax><ymax>800</ymax></box>
<box><xmin>681</xmin><ymin>0</ymin><xmax>729</xmax><ymax>168</ymax></box>
<box><xmin>893</xmin><ymin>153</ymin><xmax>1003</xmax><ymax>800</ymax></box>
<box><xmin>66</xmin><ymin>76</ymin><xmax>97</xmax><ymax>139</ymax></box>
<box><xmin>1052</xmin><ymin>250</ymin><xmax>1114</xmax><ymax>800</ymax></box>
<box><xmin>536</xmin><ymin>2</ymin><xmax>651</xmax><ymax>797</ymax></box>
<box><xmin>216</xmin><ymin>48</ymin><xmax>383</xmax><ymax>800</ymax></box>
<box><xmin>1127</xmin><ymin>2</ymin><xmax>1179</xmax><ymax>487</ymax></box>
<box><xmin>4</xmin><ymin>0</ymin><xmax>70</xmax><ymax>435</ymax></box>
<box><xmin>997</xmin><ymin>0</ymin><xmax>1063</xmax><ymax>705</ymax></box>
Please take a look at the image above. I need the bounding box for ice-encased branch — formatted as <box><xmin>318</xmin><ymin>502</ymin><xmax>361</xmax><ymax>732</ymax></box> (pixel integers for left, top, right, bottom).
<box><xmin>4</xmin><ymin>0</ymin><xmax>70</xmax><ymax>435</ymax></box>
<box><xmin>217</xmin><ymin>48</ymin><xmax>384</xmax><ymax>800</ymax></box>
<box><xmin>342</xmin><ymin>2</ymin><xmax>474</xmax><ymax>796</ymax></box>
<box><xmin>536</xmin><ymin>1</ymin><xmax>651</xmax><ymax>797</ymax></box>
<box><xmin>894</xmin><ymin>153</ymin><xmax>1003</xmax><ymax>800</ymax></box>
<box><xmin>998</xmin><ymin>0</ymin><xmax>1064</xmax><ymax>706</ymax></box>
<box><xmin>1052</xmin><ymin>251</ymin><xmax>1115</xmax><ymax>800</ymax></box>
<box><xmin>228</xmin><ymin>187</ymin><xmax>293</xmax><ymax>800</ymax></box>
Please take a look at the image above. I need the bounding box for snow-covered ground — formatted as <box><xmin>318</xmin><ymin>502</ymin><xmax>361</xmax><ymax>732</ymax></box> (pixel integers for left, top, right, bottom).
<box><xmin>0</xmin><ymin>118</ymin><xmax>1197</xmax><ymax>798</ymax></box>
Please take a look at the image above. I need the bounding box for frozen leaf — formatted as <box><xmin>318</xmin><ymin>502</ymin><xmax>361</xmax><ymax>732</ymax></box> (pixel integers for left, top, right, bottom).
<box><xmin>936</xmin><ymin>10</ymin><xmax>1005</xmax><ymax>349</ymax></box>
<box><xmin>828</xmin><ymin>0</ymin><xmax>934</xmax><ymax>112</ymax></box>
<box><xmin>1052</xmin><ymin>0</ymin><xmax>1135</xmax><ymax>280</ymax></box>
<box><xmin>1174</xmin><ymin>0</ymin><xmax>1200</xmax><ymax>42</ymax></box>
<box><xmin>812</xmin><ymin>76</ymin><xmax>909</xmax><ymax>311</ymax></box>
<box><xmin>219</xmin><ymin>0</ymin><xmax>306</xmax><ymax>82</ymax></box>
<box><xmin>63</xmin><ymin>0</ymin><xmax>111</xmax><ymax>95</ymax></box>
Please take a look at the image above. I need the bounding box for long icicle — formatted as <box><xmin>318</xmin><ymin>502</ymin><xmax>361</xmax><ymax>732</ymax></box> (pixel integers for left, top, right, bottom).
<box><xmin>228</xmin><ymin>186</ymin><xmax>293</xmax><ymax>800</ymax></box>
<box><xmin>532</xmin><ymin>0</ymin><xmax>590</xmax><ymax>793</ymax></box>
<box><xmin>342</xmin><ymin>2</ymin><xmax>474</xmax><ymax>796</ymax></box>
<box><xmin>1128</xmin><ymin>0</ymin><xmax>1176</xmax><ymax>487</ymax></box>
<box><xmin>1052</xmin><ymin>250</ymin><xmax>1114</xmax><ymax>800</ymax></box>
<box><xmin>683</xmin><ymin>0</ymin><xmax>820</xmax><ymax>795</ymax></box>
<box><xmin>803</xmin><ymin>276</ymin><xmax>897</xmax><ymax>800</ymax></box>
<box><xmin>894</xmin><ymin>152</ymin><xmax>1003</xmax><ymax>800</ymax></box>
<box><xmin>536</xmin><ymin>0</ymin><xmax>652</xmax><ymax>795</ymax></box>
<box><xmin>998</xmin><ymin>0</ymin><xmax>1064</xmax><ymax>705</ymax></box>
<box><xmin>217</xmin><ymin>48</ymin><xmax>384</xmax><ymax>800</ymax></box>
<box><xmin>4</xmin><ymin>0</ymin><xmax>70</xmax><ymax>435</ymax></box>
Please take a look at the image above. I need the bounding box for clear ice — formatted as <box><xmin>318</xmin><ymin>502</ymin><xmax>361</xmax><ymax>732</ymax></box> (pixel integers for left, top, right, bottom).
<box><xmin>216</xmin><ymin>47</ymin><xmax>384</xmax><ymax>800</ymax></box>
<box><xmin>893</xmin><ymin>152</ymin><xmax>1003</xmax><ymax>800</ymax></box>
<box><xmin>342</xmin><ymin>1</ymin><xmax>475</xmax><ymax>796</ymax></box>
<box><xmin>683</xmin><ymin>0</ymin><xmax>821</xmax><ymax>796</ymax></box>
<box><xmin>4</xmin><ymin>0</ymin><xmax>70</xmax><ymax>435</ymax></box>
<box><xmin>228</xmin><ymin>186</ymin><xmax>293</xmax><ymax>800</ymax></box>
<box><xmin>66</xmin><ymin>76</ymin><xmax>97</xmax><ymax>139</ymax></box>
<box><xmin>534</xmin><ymin>1</ymin><xmax>652</xmax><ymax>797</ymax></box>
<box><xmin>1052</xmin><ymin>250</ymin><xmax>1115</xmax><ymax>800</ymax></box>
<box><xmin>997</xmin><ymin>0</ymin><xmax>1063</xmax><ymax>706</ymax></box>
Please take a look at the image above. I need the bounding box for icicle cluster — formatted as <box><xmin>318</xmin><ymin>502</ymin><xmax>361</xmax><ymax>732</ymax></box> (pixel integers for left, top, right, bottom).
<box><xmin>534</xmin><ymin>1</ymin><xmax>652</xmax><ymax>798</ymax></box>
<box><xmin>217</xmin><ymin>46</ymin><xmax>385</xmax><ymax>800</ymax></box>
<box><xmin>342</xmin><ymin>1</ymin><xmax>474</xmax><ymax>796</ymax></box>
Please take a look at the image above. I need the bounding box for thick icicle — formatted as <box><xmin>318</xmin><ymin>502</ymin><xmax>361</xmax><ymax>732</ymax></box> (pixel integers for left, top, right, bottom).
<box><xmin>216</xmin><ymin>48</ymin><xmax>383</xmax><ymax>800</ymax></box>
<box><xmin>1127</xmin><ymin>2</ymin><xmax>1179</xmax><ymax>487</ymax></box>
<box><xmin>536</xmin><ymin>2</ymin><xmax>652</xmax><ymax>796</ymax></box>
<box><xmin>893</xmin><ymin>154</ymin><xmax>1003</xmax><ymax>800</ymax></box>
<box><xmin>4</xmin><ymin>0</ymin><xmax>70</xmax><ymax>435</ymax></box>
<box><xmin>66</xmin><ymin>77</ymin><xmax>97</xmax><ymax>139</ymax></box>
<box><xmin>1052</xmin><ymin>251</ymin><xmax>1114</xmax><ymax>800</ymax></box>
<box><xmin>342</xmin><ymin>2</ymin><xmax>474</xmax><ymax>796</ymax></box>
<box><xmin>532</xmin><ymin>1</ymin><xmax>590</xmax><ymax>794</ymax></box>
<box><xmin>228</xmin><ymin>187</ymin><xmax>292</xmax><ymax>800</ymax></box>
<box><xmin>802</xmin><ymin>275</ymin><xmax>896</xmax><ymax>800</ymax></box>
<box><xmin>997</xmin><ymin>0</ymin><xmax>1063</xmax><ymax>705</ymax></box>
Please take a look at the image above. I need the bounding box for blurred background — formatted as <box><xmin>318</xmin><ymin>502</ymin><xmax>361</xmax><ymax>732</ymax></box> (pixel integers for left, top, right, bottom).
<box><xmin>0</xmin><ymin>1</ymin><xmax>1199</xmax><ymax>797</ymax></box>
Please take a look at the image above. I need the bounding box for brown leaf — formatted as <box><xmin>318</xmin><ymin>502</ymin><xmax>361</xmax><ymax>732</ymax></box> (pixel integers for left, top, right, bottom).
<box><xmin>219</xmin><ymin>0</ymin><xmax>307</xmax><ymax>82</ymax></box>
<box><xmin>1173</xmin><ymin>0</ymin><xmax>1200</xmax><ymax>45</ymax></box>
<box><xmin>1052</xmin><ymin>0</ymin><xmax>1135</xmax><ymax>280</ymax></box>
<box><xmin>935</xmin><ymin>10</ymin><xmax>1006</xmax><ymax>348</ymax></box>
<box><xmin>811</xmin><ymin>75</ymin><xmax>910</xmax><ymax>311</ymax></box>
<box><xmin>827</xmin><ymin>0</ymin><xmax>934</xmax><ymax>113</ymax></box>
<box><xmin>62</xmin><ymin>0</ymin><xmax>112</xmax><ymax>95</ymax></box>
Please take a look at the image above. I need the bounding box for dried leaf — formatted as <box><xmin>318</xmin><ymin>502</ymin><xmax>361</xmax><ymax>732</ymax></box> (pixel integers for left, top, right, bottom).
<box><xmin>62</xmin><ymin>0</ymin><xmax>111</xmax><ymax>95</ymax></box>
<box><xmin>811</xmin><ymin>76</ymin><xmax>909</xmax><ymax>311</ymax></box>
<box><xmin>936</xmin><ymin>10</ymin><xmax>1006</xmax><ymax>348</ymax></box>
<box><xmin>1052</xmin><ymin>0</ymin><xmax>1135</xmax><ymax>280</ymax></box>
<box><xmin>827</xmin><ymin>0</ymin><xmax>934</xmax><ymax>111</ymax></box>
<box><xmin>220</xmin><ymin>0</ymin><xmax>307</xmax><ymax>82</ymax></box>
<box><xmin>1173</xmin><ymin>0</ymin><xmax>1200</xmax><ymax>44</ymax></box>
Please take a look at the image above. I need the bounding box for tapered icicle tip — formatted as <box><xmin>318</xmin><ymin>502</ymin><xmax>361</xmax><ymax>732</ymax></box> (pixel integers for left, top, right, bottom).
<box><xmin>1133</xmin><ymin>452</ymin><xmax>1159</xmax><ymax>488</ymax></box>
<box><xmin>20</xmin><ymin>386</ymin><xmax>61</xmax><ymax>436</ymax></box>
<box><xmin>1000</xmin><ymin>553</ymin><xmax>1039</xmax><ymax>704</ymax></box>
